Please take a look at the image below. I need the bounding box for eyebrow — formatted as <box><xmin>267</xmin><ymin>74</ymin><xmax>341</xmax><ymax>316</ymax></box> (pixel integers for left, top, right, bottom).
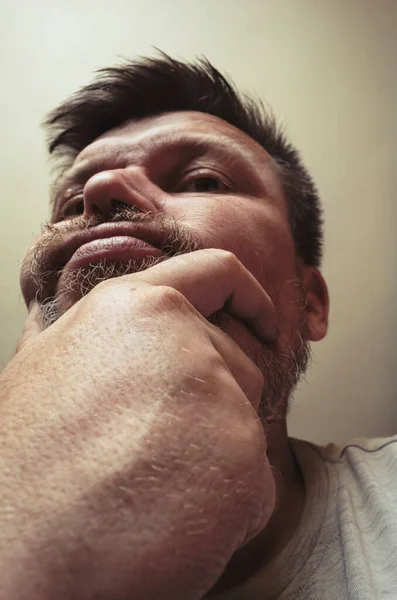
<box><xmin>51</xmin><ymin>130</ymin><xmax>269</xmax><ymax>208</ymax></box>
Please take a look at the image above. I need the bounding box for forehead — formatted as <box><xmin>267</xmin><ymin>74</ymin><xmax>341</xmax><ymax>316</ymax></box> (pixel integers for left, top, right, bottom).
<box><xmin>100</xmin><ymin>111</ymin><xmax>239</xmax><ymax>140</ymax></box>
<box><xmin>96</xmin><ymin>111</ymin><xmax>266</xmax><ymax>153</ymax></box>
<box><xmin>74</xmin><ymin>111</ymin><xmax>276</xmax><ymax>173</ymax></box>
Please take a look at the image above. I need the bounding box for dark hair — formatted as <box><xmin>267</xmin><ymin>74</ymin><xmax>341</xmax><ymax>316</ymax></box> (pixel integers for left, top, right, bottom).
<box><xmin>44</xmin><ymin>52</ymin><xmax>323</xmax><ymax>267</ymax></box>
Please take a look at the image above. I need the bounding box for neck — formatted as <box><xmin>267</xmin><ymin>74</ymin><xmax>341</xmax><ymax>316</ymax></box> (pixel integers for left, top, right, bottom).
<box><xmin>205</xmin><ymin>421</ymin><xmax>304</xmax><ymax>597</ymax></box>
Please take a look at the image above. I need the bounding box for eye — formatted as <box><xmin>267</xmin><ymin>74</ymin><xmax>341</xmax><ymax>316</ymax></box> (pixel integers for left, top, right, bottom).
<box><xmin>192</xmin><ymin>177</ymin><xmax>224</xmax><ymax>192</ymax></box>
<box><xmin>176</xmin><ymin>172</ymin><xmax>231</xmax><ymax>194</ymax></box>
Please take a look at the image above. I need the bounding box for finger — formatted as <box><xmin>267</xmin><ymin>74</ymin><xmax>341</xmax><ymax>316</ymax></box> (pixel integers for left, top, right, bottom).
<box><xmin>125</xmin><ymin>249</ymin><xmax>278</xmax><ymax>344</ymax></box>
<box><xmin>205</xmin><ymin>321</ymin><xmax>265</xmax><ymax>411</ymax></box>
<box><xmin>15</xmin><ymin>301</ymin><xmax>45</xmax><ymax>354</ymax></box>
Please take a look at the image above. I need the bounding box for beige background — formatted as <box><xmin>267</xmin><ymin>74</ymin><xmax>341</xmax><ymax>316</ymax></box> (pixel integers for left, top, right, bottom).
<box><xmin>1</xmin><ymin>0</ymin><xmax>396</xmax><ymax>445</ymax></box>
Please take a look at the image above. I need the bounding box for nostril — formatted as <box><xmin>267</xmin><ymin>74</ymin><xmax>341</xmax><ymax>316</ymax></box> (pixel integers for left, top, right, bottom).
<box><xmin>90</xmin><ymin>204</ymin><xmax>102</xmax><ymax>217</ymax></box>
<box><xmin>75</xmin><ymin>201</ymin><xmax>84</xmax><ymax>215</ymax></box>
<box><xmin>111</xmin><ymin>199</ymin><xmax>130</xmax><ymax>212</ymax></box>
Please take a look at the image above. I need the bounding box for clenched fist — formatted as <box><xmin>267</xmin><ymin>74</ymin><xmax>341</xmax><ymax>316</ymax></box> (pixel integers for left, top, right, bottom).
<box><xmin>0</xmin><ymin>249</ymin><xmax>277</xmax><ymax>600</ymax></box>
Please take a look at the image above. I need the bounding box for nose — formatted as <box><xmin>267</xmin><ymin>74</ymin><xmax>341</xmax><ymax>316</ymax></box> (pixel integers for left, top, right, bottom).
<box><xmin>83</xmin><ymin>168</ymin><xmax>160</xmax><ymax>218</ymax></box>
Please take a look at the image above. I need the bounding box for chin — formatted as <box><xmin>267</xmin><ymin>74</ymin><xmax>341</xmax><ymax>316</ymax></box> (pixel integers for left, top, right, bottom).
<box><xmin>41</xmin><ymin>255</ymin><xmax>165</xmax><ymax>325</ymax></box>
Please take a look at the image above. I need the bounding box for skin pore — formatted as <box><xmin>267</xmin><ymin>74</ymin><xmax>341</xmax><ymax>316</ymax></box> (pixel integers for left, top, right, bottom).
<box><xmin>20</xmin><ymin>111</ymin><xmax>329</xmax><ymax>594</ymax></box>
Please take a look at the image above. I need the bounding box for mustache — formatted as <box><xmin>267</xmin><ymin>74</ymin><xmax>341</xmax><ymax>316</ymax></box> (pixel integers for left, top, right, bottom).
<box><xmin>23</xmin><ymin>208</ymin><xmax>202</xmax><ymax>306</ymax></box>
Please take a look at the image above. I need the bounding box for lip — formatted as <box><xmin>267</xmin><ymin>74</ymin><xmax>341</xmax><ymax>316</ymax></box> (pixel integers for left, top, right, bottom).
<box><xmin>59</xmin><ymin>222</ymin><xmax>167</xmax><ymax>261</ymax></box>
<box><xmin>21</xmin><ymin>221</ymin><xmax>169</xmax><ymax>305</ymax></box>
<box><xmin>65</xmin><ymin>235</ymin><xmax>164</xmax><ymax>270</ymax></box>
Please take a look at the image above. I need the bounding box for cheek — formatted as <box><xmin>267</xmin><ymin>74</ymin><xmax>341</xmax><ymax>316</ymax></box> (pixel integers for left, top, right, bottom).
<box><xmin>167</xmin><ymin>198</ymin><xmax>306</xmax><ymax>357</ymax></box>
<box><xmin>165</xmin><ymin>197</ymin><xmax>297</xmax><ymax>291</ymax></box>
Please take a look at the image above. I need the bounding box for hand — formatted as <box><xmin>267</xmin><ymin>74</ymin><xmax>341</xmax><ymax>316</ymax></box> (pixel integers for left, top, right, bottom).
<box><xmin>0</xmin><ymin>249</ymin><xmax>277</xmax><ymax>600</ymax></box>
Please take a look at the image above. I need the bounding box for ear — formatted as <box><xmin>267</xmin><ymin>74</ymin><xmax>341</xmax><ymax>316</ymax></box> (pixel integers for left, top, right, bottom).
<box><xmin>301</xmin><ymin>266</ymin><xmax>329</xmax><ymax>342</ymax></box>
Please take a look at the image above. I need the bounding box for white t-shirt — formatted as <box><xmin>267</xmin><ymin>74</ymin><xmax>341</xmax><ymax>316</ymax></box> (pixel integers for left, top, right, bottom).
<box><xmin>211</xmin><ymin>435</ymin><xmax>397</xmax><ymax>599</ymax></box>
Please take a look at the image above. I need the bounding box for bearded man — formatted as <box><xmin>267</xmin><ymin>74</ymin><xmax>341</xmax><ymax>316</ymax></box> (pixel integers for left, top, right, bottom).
<box><xmin>1</xmin><ymin>55</ymin><xmax>396</xmax><ymax>600</ymax></box>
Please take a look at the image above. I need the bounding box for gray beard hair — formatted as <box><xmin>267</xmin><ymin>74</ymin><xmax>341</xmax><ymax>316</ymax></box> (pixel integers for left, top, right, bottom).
<box><xmin>208</xmin><ymin>305</ymin><xmax>311</xmax><ymax>423</ymax></box>
<box><xmin>40</xmin><ymin>254</ymin><xmax>170</xmax><ymax>327</ymax></box>
<box><xmin>257</xmin><ymin>335</ymin><xmax>310</xmax><ymax>422</ymax></box>
<box><xmin>30</xmin><ymin>208</ymin><xmax>202</xmax><ymax>320</ymax></box>
<box><xmin>34</xmin><ymin>209</ymin><xmax>310</xmax><ymax>424</ymax></box>
<box><xmin>40</xmin><ymin>260</ymin><xmax>311</xmax><ymax>423</ymax></box>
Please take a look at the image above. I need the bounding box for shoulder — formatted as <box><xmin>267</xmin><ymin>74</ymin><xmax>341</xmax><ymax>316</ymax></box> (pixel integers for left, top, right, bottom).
<box><xmin>291</xmin><ymin>435</ymin><xmax>397</xmax><ymax>466</ymax></box>
<box><xmin>291</xmin><ymin>435</ymin><xmax>397</xmax><ymax>497</ymax></box>
<box><xmin>319</xmin><ymin>434</ymin><xmax>397</xmax><ymax>463</ymax></box>
<box><xmin>312</xmin><ymin>435</ymin><xmax>397</xmax><ymax>506</ymax></box>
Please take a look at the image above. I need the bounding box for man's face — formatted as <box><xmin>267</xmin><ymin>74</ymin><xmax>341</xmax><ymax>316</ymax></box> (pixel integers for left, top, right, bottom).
<box><xmin>20</xmin><ymin>111</ymin><xmax>314</xmax><ymax>420</ymax></box>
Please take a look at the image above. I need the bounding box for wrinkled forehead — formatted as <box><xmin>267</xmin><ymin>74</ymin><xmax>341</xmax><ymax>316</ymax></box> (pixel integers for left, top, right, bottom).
<box><xmin>95</xmin><ymin>111</ymin><xmax>267</xmax><ymax>152</ymax></box>
<box><xmin>75</xmin><ymin>111</ymin><xmax>277</xmax><ymax>172</ymax></box>
<box><xmin>53</xmin><ymin>111</ymin><xmax>285</xmax><ymax>206</ymax></box>
<box><xmin>98</xmin><ymin>111</ymin><xmax>233</xmax><ymax>140</ymax></box>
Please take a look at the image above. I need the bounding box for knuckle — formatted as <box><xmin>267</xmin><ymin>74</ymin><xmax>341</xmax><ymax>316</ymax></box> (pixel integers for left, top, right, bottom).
<box><xmin>90</xmin><ymin>277</ymin><xmax>115</xmax><ymax>294</ymax></box>
<box><xmin>223</xmin><ymin>412</ymin><xmax>265</xmax><ymax>476</ymax></box>
<box><xmin>135</xmin><ymin>285</ymin><xmax>193</xmax><ymax>318</ymax></box>
<box><xmin>235</xmin><ymin>412</ymin><xmax>265</xmax><ymax>456</ymax></box>
<box><xmin>87</xmin><ymin>278</ymin><xmax>125</xmax><ymax>309</ymax></box>
<box><xmin>203</xmin><ymin>248</ymin><xmax>239</xmax><ymax>271</ymax></box>
<box><xmin>87</xmin><ymin>280</ymin><xmax>111</xmax><ymax>303</ymax></box>
<box><xmin>249</xmin><ymin>362</ymin><xmax>265</xmax><ymax>391</ymax></box>
<box><xmin>84</xmin><ymin>277</ymin><xmax>130</xmax><ymax>309</ymax></box>
<box><xmin>149</xmin><ymin>285</ymin><xmax>189</xmax><ymax>311</ymax></box>
<box><xmin>90</xmin><ymin>280</ymin><xmax>189</xmax><ymax>313</ymax></box>
<box><xmin>204</xmin><ymin>350</ymin><xmax>231</xmax><ymax>384</ymax></box>
<box><xmin>84</xmin><ymin>278</ymin><xmax>194</xmax><ymax>327</ymax></box>
<box><xmin>242</xmin><ymin>361</ymin><xmax>265</xmax><ymax>410</ymax></box>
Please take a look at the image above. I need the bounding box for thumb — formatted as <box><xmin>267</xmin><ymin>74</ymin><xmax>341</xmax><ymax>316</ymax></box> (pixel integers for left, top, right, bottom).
<box><xmin>15</xmin><ymin>301</ymin><xmax>45</xmax><ymax>354</ymax></box>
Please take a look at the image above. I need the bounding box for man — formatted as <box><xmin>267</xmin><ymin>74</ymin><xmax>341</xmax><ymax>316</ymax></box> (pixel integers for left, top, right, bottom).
<box><xmin>0</xmin><ymin>54</ymin><xmax>395</xmax><ymax>600</ymax></box>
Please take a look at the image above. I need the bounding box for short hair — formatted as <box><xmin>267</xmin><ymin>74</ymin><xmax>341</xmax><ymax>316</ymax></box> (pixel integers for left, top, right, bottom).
<box><xmin>44</xmin><ymin>52</ymin><xmax>323</xmax><ymax>267</ymax></box>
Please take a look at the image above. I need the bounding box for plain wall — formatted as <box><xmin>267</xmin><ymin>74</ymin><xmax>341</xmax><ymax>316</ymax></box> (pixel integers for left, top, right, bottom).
<box><xmin>1</xmin><ymin>0</ymin><xmax>396</xmax><ymax>445</ymax></box>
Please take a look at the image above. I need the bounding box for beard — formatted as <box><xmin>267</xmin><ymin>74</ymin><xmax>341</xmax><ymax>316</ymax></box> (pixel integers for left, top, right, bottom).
<box><xmin>24</xmin><ymin>207</ymin><xmax>310</xmax><ymax>423</ymax></box>
<box><xmin>28</xmin><ymin>208</ymin><xmax>202</xmax><ymax>324</ymax></box>
<box><xmin>209</xmin><ymin>290</ymin><xmax>310</xmax><ymax>423</ymax></box>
